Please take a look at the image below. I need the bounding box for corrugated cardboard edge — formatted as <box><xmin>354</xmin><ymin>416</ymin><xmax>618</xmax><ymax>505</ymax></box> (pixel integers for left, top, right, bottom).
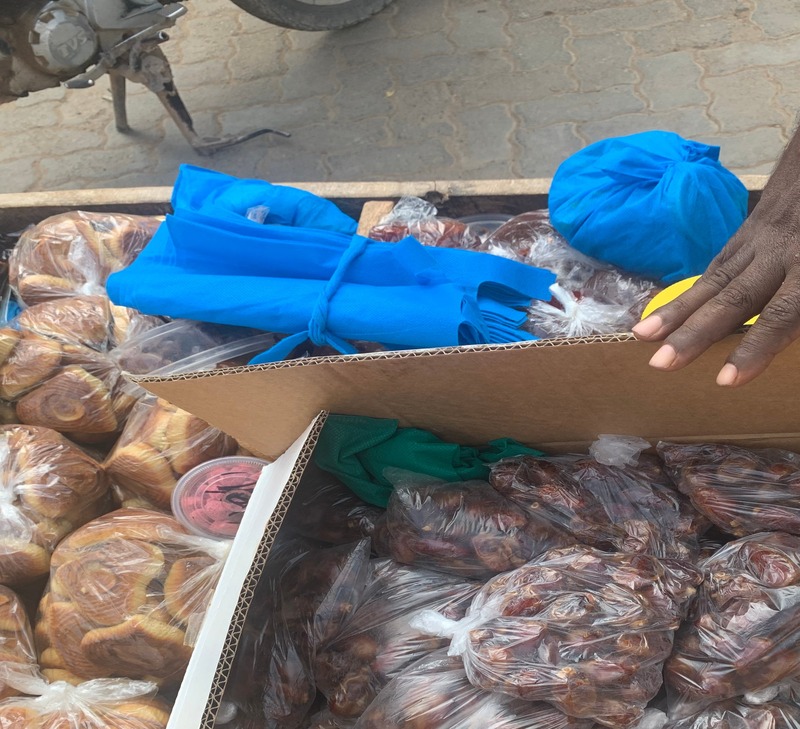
<box><xmin>132</xmin><ymin>333</ymin><xmax>636</xmax><ymax>383</ymax></box>
<box><xmin>166</xmin><ymin>413</ymin><xmax>327</xmax><ymax>729</ymax></box>
<box><xmin>199</xmin><ymin>412</ymin><xmax>327</xmax><ymax>729</ymax></box>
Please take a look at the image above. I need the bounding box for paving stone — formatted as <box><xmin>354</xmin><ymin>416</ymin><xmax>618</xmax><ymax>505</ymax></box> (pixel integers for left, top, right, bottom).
<box><xmin>391</xmin><ymin>49</ymin><xmax>511</xmax><ymax>87</ymax></box>
<box><xmin>0</xmin><ymin>163</ymin><xmax>38</xmax><ymax>193</ymax></box>
<box><xmin>340</xmin><ymin>32</ymin><xmax>454</xmax><ymax>66</ymax></box>
<box><xmin>327</xmin><ymin>138</ymin><xmax>456</xmax><ymax>180</ymax></box>
<box><xmin>705</xmin><ymin>68</ymin><xmax>787</xmax><ymax>134</ymax></box>
<box><xmin>767</xmin><ymin>63</ymin><xmax>800</xmax><ymax>119</ymax></box>
<box><xmin>391</xmin><ymin>0</ymin><xmax>449</xmax><ymax>37</ymax></box>
<box><xmin>566</xmin><ymin>0</ymin><xmax>686</xmax><ymax>36</ymax></box>
<box><xmin>453</xmin><ymin>104</ymin><xmax>516</xmax><ymax>172</ymax></box>
<box><xmin>683</xmin><ymin>0</ymin><xmax>748</xmax><ymax>20</ymax></box>
<box><xmin>38</xmin><ymin>146</ymin><xmax>156</xmax><ymax>189</ymax></box>
<box><xmin>632</xmin><ymin>17</ymin><xmax>762</xmax><ymax>56</ymax></box>
<box><xmin>507</xmin><ymin>15</ymin><xmax>572</xmax><ymax>72</ymax></box>
<box><xmin>712</xmin><ymin>126</ymin><xmax>788</xmax><ymax>170</ymax></box>
<box><xmin>448</xmin><ymin>66</ymin><xmax>576</xmax><ymax>107</ymax></box>
<box><xmin>578</xmin><ymin>106</ymin><xmax>718</xmax><ymax>145</ymax></box>
<box><xmin>228</xmin><ymin>27</ymin><xmax>289</xmax><ymax>82</ymax></box>
<box><xmin>0</xmin><ymin>101</ymin><xmax>60</xmax><ymax>134</ymax></box>
<box><xmin>387</xmin><ymin>82</ymin><xmax>457</xmax><ymax>142</ymax></box>
<box><xmin>218</xmin><ymin>96</ymin><xmax>330</xmax><ymax>136</ymax></box>
<box><xmin>515</xmin><ymin>85</ymin><xmax>645</xmax><ymax>128</ymax></box>
<box><xmin>504</xmin><ymin>0</ymin><xmax>650</xmax><ymax>22</ymax></box>
<box><xmin>636</xmin><ymin>52</ymin><xmax>708</xmax><ymax>111</ymax></box>
<box><xmin>571</xmin><ymin>33</ymin><xmax>638</xmax><ymax>92</ymax></box>
<box><xmin>700</xmin><ymin>34</ymin><xmax>800</xmax><ymax>77</ymax></box>
<box><xmin>516</xmin><ymin>122</ymin><xmax>585</xmax><ymax>177</ymax></box>
<box><xmin>447</xmin><ymin>3</ymin><xmax>511</xmax><ymax>52</ymax></box>
<box><xmin>750</xmin><ymin>0</ymin><xmax>800</xmax><ymax>39</ymax></box>
<box><xmin>332</xmin><ymin>65</ymin><xmax>394</xmax><ymax>122</ymax></box>
<box><xmin>282</xmin><ymin>117</ymin><xmax>391</xmax><ymax>157</ymax></box>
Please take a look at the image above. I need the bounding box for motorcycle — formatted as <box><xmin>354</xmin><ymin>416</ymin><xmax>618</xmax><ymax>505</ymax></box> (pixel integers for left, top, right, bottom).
<box><xmin>0</xmin><ymin>0</ymin><xmax>394</xmax><ymax>154</ymax></box>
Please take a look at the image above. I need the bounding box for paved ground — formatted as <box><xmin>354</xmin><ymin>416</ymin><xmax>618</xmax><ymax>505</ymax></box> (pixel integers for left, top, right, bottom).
<box><xmin>0</xmin><ymin>0</ymin><xmax>798</xmax><ymax>192</ymax></box>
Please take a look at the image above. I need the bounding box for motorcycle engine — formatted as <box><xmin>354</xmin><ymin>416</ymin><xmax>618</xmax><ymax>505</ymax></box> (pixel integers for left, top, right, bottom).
<box><xmin>0</xmin><ymin>1</ymin><xmax>171</xmax><ymax>102</ymax></box>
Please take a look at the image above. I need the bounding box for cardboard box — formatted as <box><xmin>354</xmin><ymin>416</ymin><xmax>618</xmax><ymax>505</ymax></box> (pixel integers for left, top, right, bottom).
<box><xmin>0</xmin><ymin>177</ymin><xmax>780</xmax><ymax>728</ymax></box>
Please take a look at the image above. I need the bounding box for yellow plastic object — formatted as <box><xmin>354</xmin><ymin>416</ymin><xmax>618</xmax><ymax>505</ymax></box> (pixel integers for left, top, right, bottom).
<box><xmin>642</xmin><ymin>276</ymin><xmax>759</xmax><ymax>325</ymax></box>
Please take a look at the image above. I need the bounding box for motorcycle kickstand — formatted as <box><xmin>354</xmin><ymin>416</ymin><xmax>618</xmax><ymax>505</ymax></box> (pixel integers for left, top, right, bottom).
<box><xmin>109</xmin><ymin>49</ymin><xmax>290</xmax><ymax>156</ymax></box>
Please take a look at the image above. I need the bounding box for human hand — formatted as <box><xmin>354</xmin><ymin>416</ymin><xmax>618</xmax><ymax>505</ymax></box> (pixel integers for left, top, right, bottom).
<box><xmin>632</xmin><ymin>199</ymin><xmax>800</xmax><ymax>387</ymax></box>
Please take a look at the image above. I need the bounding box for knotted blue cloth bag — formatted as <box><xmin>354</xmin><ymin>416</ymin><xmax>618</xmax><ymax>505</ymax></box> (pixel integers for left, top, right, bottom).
<box><xmin>548</xmin><ymin>131</ymin><xmax>749</xmax><ymax>283</ymax></box>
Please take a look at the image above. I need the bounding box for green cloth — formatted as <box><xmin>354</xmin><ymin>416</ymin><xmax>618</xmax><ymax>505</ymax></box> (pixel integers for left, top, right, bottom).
<box><xmin>314</xmin><ymin>415</ymin><xmax>544</xmax><ymax>507</ymax></box>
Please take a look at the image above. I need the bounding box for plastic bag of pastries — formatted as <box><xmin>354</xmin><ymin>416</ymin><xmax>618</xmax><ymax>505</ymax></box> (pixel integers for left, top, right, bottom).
<box><xmin>665</xmin><ymin>532</ymin><xmax>800</xmax><ymax>718</ymax></box>
<box><xmin>287</xmin><ymin>471</ymin><xmax>384</xmax><ymax>546</ymax></box>
<box><xmin>658</xmin><ymin>443</ymin><xmax>800</xmax><ymax>538</ymax></box>
<box><xmin>14</xmin><ymin>295</ymin><xmax>164</xmax><ymax>352</ymax></box>
<box><xmin>221</xmin><ymin>539</ymin><xmax>372</xmax><ymax>729</ymax></box>
<box><xmin>0</xmin><ymin>588</ymin><xmax>38</xmax><ymax>699</ymax></box>
<box><xmin>490</xmin><ymin>449</ymin><xmax>706</xmax><ymax>561</ymax></box>
<box><xmin>414</xmin><ymin>545</ymin><xmax>702</xmax><ymax>728</ymax></box>
<box><xmin>0</xmin><ymin>327</ymin><xmax>136</xmax><ymax>443</ymax></box>
<box><xmin>34</xmin><ymin>508</ymin><xmax>229</xmax><ymax>688</ymax></box>
<box><xmin>9</xmin><ymin>211</ymin><xmax>161</xmax><ymax>306</ymax></box>
<box><xmin>368</xmin><ymin>197</ymin><xmax>481</xmax><ymax>250</ymax></box>
<box><xmin>373</xmin><ymin>478</ymin><xmax>573</xmax><ymax>579</ymax></box>
<box><xmin>0</xmin><ymin>671</ymin><xmax>170</xmax><ymax>729</ymax></box>
<box><xmin>313</xmin><ymin>559</ymin><xmax>480</xmax><ymax>720</ymax></box>
<box><xmin>353</xmin><ymin>650</ymin><xmax>595</xmax><ymax>729</ymax></box>
<box><xmin>0</xmin><ymin>425</ymin><xmax>109</xmax><ymax>587</ymax></box>
<box><xmin>104</xmin><ymin>396</ymin><xmax>238</xmax><ymax>511</ymax></box>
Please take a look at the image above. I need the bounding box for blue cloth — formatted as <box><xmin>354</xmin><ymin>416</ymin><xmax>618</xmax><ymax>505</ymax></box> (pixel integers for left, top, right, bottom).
<box><xmin>548</xmin><ymin>131</ymin><xmax>748</xmax><ymax>283</ymax></box>
<box><xmin>107</xmin><ymin>166</ymin><xmax>556</xmax><ymax>363</ymax></box>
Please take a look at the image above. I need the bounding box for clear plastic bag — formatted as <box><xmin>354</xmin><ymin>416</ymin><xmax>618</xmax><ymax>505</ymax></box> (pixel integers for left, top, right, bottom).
<box><xmin>112</xmin><ymin>319</ymin><xmax>276</xmax><ymax>377</ymax></box>
<box><xmin>35</xmin><ymin>508</ymin><xmax>229</xmax><ymax>688</ymax></box>
<box><xmin>484</xmin><ymin>212</ymin><xmax>659</xmax><ymax>336</ymax></box>
<box><xmin>490</xmin><ymin>448</ymin><xmax>706</xmax><ymax>561</ymax></box>
<box><xmin>0</xmin><ymin>672</ymin><xmax>170</xmax><ymax>728</ymax></box>
<box><xmin>353</xmin><ymin>650</ymin><xmax>594</xmax><ymax>729</ymax></box>
<box><xmin>104</xmin><ymin>396</ymin><xmax>238</xmax><ymax>511</ymax></box>
<box><xmin>414</xmin><ymin>545</ymin><xmax>702</xmax><ymax>728</ymax></box>
<box><xmin>223</xmin><ymin>540</ymin><xmax>372</xmax><ymax>729</ymax></box>
<box><xmin>287</xmin><ymin>473</ymin><xmax>383</xmax><ymax>546</ymax></box>
<box><xmin>658</xmin><ymin>443</ymin><xmax>800</xmax><ymax>537</ymax></box>
<box><xmin>664</xmin><ymin>701</ymin><xmax>800</xmax><ymax>729</ymax></box>
<box><xmin>0</xmin><ymin>328</ymin><xmax>137</xmax><ymax>443</ymax></box>
<box><xmin>313</xmin><ymin>559</ymin><xmax>480</xmax><ymax>720</ymax></box>
<box><xmin>9</xmin><ymin>212</ymin><xmax>161</xmax><ymax>306</ymax></box>
<box><xmin>0</xmin><ymin>587</ymin><xmax>38</xmax><ymax>699</ymax></box>
<box><xmin>374</xmin><ymin>478</ymin><xmax>572</xmax><ymax>579</ymax></box>
<box><xmin>369</xmin><ymin>197</ymin><xmax>482</xmax><ymax>251</ymax></box>
<box><xmin>0</xmin><ymin>425</ymin><xmax>109</xmax><ymax>587</ymax></box>
<box><xmin>665</xmin><ymin>532</ymin><xmax>800</xmax><ymax>718</ymax></box>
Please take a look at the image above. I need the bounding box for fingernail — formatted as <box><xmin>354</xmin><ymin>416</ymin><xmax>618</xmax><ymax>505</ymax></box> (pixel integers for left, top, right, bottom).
<box><xmin>649</xmin><ymin>344</ymin><xmax>677</xmax><ymax>369</ymax></box>
<box><xmin>717</xmin><ymin>363</ymin><xmax>738</xmax><ymax>387</ymax></box>
<box><xmin>632</xmin><ymin>316</ymin><xmax>663</xmax><ymax>339</ymax></box>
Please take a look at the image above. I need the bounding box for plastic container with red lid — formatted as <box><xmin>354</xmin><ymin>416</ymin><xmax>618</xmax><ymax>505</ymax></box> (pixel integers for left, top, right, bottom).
<box><xmin>171</xmin><ymin>456</ymin><xmax>272</xmax><ymax>540</ymax></box>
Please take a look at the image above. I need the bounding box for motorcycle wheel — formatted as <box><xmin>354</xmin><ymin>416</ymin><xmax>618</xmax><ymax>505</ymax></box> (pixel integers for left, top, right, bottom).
<box><xmin>229</xmin><ymin>0</ymin><xmax>394</xmax><ymax>31</ymax></box>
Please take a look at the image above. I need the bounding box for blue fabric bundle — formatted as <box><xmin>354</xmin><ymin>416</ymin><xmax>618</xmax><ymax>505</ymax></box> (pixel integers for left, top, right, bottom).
<box><xmin>548</xmin><ymin>131</ymin><xmax>749</xmax><ymax>283</ymax></box>
<box><xmin>107</xmin><ymin>166</ymin><xmax>556</xmax><ymax>363</ymax></box>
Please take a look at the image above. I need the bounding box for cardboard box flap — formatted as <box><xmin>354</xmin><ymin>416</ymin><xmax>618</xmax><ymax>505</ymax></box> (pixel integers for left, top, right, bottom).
<box><xmin>138</xmin><ymin>332</ymin><xmax>800</xmax><ymax>460</ymax></box>
<box><xmin>168</xmin><ymin>414</ymin><xmax>328</xmax><ymax>729</ymax></box>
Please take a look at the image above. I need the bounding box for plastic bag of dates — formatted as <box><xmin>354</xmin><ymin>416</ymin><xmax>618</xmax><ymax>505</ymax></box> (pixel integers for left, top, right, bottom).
<box><xmin>287</xmin><ymin>472</ymin><xmax>383</xmax><ymax>546</ymax></box>
<box><xmin>665</xmin><ymin>532</ymin><xmax>800</xmax><ymax>717</ymax></box>
<box><xmin>104</xmin><ymin>396</ymin><xmax>238</xmax><ymax>511</ymax></box>
<box><xmin>223</xmin><ymin>539</ymin><xmax>372</xmax><ymax>729</ymax></box>
<box><xmin>9</xmin><ymin>211</ymin><xmax>161</xmax><ymax>306</ymax></box>
<box><xmin>490</xmin><ymin>450</ymin><xmax>706</xmax><ymax>561</ymax></box>
<box><xmin>353</xmin><ymin>650</ymin><xmax>595</xmax><ymax>729</ymax></box>
<box><xmin>373</xmin><ymin>478</ymin><xmax>572</xmax><ymax>579</ymax></box>
<box><xmin>0</xmin><ymin>425</ymin><xmax>110</xmax><ymax>587</ymax></box>
<box><xmin>313</xmin><ymin>559</ymin><xmax>480</xmax><ymax>720</ymax></box>
<box><xmin>664</xmin><ymin>701</ymin><xmax>800</xmax><ymax>729</ymax></box>
<box><xmin>369</xmin><ymin>197</ymin><xmax>481</xmax><ymax>251</ymax></box>
<box><xmin>414</xmin><ymin>545</ymin><xmax>702</xmax><ymax>728</ymax></box>
<box><xmin>34</xmin><ymin>508</ymin><xmax>229</xmax><ymax>688</ymax></box>
<box><xmin>658</xmin><ymin>443</ymin><xmax>800</xmax><ymax>537</ymax></box>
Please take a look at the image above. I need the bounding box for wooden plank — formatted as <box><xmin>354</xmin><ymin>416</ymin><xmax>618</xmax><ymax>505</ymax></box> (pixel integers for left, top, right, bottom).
<box><xmin>356</xmin><ymin>200</ymin><xmax>396</xmax><ymax>236</ymax></box>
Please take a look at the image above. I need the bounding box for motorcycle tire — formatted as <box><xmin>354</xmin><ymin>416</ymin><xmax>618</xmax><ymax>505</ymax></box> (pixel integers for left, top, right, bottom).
<box><xmin>229</xmin><ymin>0</ymin><xmax>394</xmax><ymax>31</ymax></box>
